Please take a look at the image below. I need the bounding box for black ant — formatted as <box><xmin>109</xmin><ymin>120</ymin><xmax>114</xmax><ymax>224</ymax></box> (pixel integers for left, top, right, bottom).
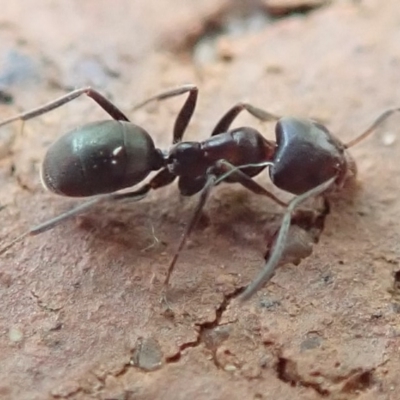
<box><xmin>0</xmin><ymin>84</ymin><xmax>398</xmax><ymax>302</ymax></box>
<box><xmin>0</xmin><ymin>85</ymin><xmax>286</xmax><ymax>291</ymax></box>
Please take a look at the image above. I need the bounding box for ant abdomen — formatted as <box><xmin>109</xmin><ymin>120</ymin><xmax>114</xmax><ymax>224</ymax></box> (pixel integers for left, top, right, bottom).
<box><xmin>41</xmin><ymin>120</ymin><xmax>163</xmax><ymax>197</ymax></box>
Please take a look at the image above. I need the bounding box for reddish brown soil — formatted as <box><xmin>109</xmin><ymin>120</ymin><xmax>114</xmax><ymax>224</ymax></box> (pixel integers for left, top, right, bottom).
<box><xmin>0</xmin><ymin>1</ymin><xmax>399</xmax><ymax>399</ymax></box>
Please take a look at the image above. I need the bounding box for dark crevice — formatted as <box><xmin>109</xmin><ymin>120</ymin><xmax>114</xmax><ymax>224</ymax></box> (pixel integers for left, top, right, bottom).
<box><xmin>69</xmin><ymin>286</ymin><xmax>379</xmax><ymax>399</ymax></box>
<box><xmin>0</xmin><ymin>89</ymin><xmax>13</xmax><ymax>104</ymax></box>
<box><xmin>276</xmin><ymin>357</ymin><xmax>377</xmax><ymax>397</ymax></box>
<box><xmin>341</xmin><ymin>370</ymin><xmax>374</xmax><ymax>394</ymax></box>
<box><xmin>276</xmin><ymin>357</ymin><xmax>330</xmax><ymax>397</ymax></box>
<box><xmin>264</xmin><ymin>197</ymin><xmax>331</xmax><ymax>269</ymax></box>
<box><xmin>166</xmin><ymin>199</ymin><xmax>331</xmax><ymax>369</ymax></box>
<box><xmin>165</xmin><ymin>286</ymin><xmax>245</xmax><ymax>367</ymax></box>
<box><xmin>169</xmin><ymin>0</ymin><xmax>330</xmax><ymax>57</ymax></box>
<box><xmin>51</xmin><ymin>386</ymin><xmax>84</xmax><ymax>399</ymax></box>
<box><xmin>198</xmin><ymin>285</ymin><xmax>245</xmax><ymax>369</ymax></box>
<box><xmin>389</xmin><ymin>270</ymin><xmax>400</xmax><ymax>301</ymax></box>
<box><xmin>394</xmin><ymin>270</ymin><xmax>400</xmax><ymax>282</ymax></box>
<box><xmin>200</xmin><ymin>285</ymin><xmax>245</xmax><ymax>330</ymax></box>
<box><xmin>15</xmin><ymin>174</ymin><xmax>34</xmax><ymax>192</ymax></box>
<box><xmin>393</xmin><ymin>269</ymin><xmax>400</xmax><ymax>292</ymax></box>
<box><xmin>30</xmin><ymin>289</ymin><xmax>63</xmax><ymax>312</ymax></box>
<box><xmin>9</xmin><ymin>162</ymin><xmax>16</xmax><ymax>176</ymax></box>
<box><xmin>165</xmin><ymin>334</ymin><xmax>204</xmax><ymax>364</ymax></box>
<box><xmin>263</xmin><ymin>1</ymin><xmax>329</xmax><ymax>18</ymax></box>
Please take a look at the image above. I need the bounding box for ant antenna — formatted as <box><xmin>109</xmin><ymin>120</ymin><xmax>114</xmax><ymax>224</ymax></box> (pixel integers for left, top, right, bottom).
<box><xmin>345</xmin><ymin>108</ymin><xmax>400</xmax><ymax>148</ymax></box>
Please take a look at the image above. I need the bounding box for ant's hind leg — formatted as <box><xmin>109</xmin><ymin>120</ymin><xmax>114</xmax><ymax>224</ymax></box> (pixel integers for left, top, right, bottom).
<box><xmin>238</xmin><ymin>177</ymin><xmax>336</xmax><ymax>302</ymax></box>
<box><xmin>0</xmin><ymin>87</ymin><xmax>131</xmax><ymax>126</ymax></box>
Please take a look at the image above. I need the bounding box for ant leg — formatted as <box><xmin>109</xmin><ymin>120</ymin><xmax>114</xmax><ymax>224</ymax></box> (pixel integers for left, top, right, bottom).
<box><xmin>238</xmin><ymin>177</ymin><xmax>336</xmax><ymax>302</ymax></box>
<box><xmin>214</xmin><ymin>160</ymin><xmax>287</xmax><ymax>207</ymax></box>
<box><xmin>0</xmin><ymin>191</ymin><xmax>147</xmax><ymax>256</ymax></box>
<box><xmin>163</xmin><ymin>154</ymin><xmax>296</xmax><ymax>291</ymax></box>
<box><xmin>131</xmin><ymin>84</ymin><xmax>198</xmax><ymax>144</ymax></box>
<box><xmin>120</xmin><ymin>167</ymin><xmax>176</xmax><ymax>198</ymax></box>
<box><xmin>0</xmin><ymin>87</ymin><xmax>130</xmax><ymax>126</ymax></box>
<box><xmin>211</xmin><ymin>103</ymin><xmax>281</xmax><ymax>136</ymax></box>
<box><xmin>0</xmin><ymin>168</ymin><xmax>176</xmax><ymax>256</ymax></box>
<box><xmin>163</xmin><ymin>173</ymin><xmax>217</xmax><ymax>290</ymax></box>
<box><xmin>345</xmin><ymin>108</ymin><xmax>400</xmax><ymax>148</ymax></box>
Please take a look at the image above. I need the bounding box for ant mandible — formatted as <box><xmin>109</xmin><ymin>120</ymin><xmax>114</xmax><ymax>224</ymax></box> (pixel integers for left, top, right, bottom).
<box><xmin>0</xmin><ymin>84</ymin><xmax>398</xmax><ymax>302</ymax></box>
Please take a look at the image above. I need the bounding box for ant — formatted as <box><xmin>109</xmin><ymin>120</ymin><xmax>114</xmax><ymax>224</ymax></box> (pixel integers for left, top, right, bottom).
<box><xmin>0</xmin><ymin>84</ymin><xmax>286</xmax><ymax>293</ymax></box>
<box><xmin>0</xmin><ymin>84</ymin><xmax>398</xmax><ymax>302</ymax></box>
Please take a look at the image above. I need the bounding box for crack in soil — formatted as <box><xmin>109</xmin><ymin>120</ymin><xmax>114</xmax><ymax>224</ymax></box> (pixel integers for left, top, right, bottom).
<box><xmin>53</xmin><ymin>196</ymin><xmax>333</xmax><ymax>398</ymax></box>
<box><xmin>30</xmin><ymin>289</ymin><xmax>64</xmax><ymax>312</ymax></box>
<box><xmin>169</xmin><ymin>0</ymin><xmax>329</xmax><ymax>54</ymax></box>
<box><xmin>164</xmin><ymin>198</ymin><xmax>331</xmax><ymax>369</ymax></box>
<box><xmin>275</xmin><ymin>356</ymin><xmax>383</xmax><ymax>399</ymax></box>
<box><xmin>276</xmin><ymin>356</ymin><xmax>331</xmax><ymax>397</ymax></box>
<box><xmin>165</xmin><ymin>285</ymin><xmax>245</xmax><ymax>367</ymax></box>
<box><xmin>50</xmin><ymin>288</ymin><xmax>246</xmax><ymax>399</ymax></box>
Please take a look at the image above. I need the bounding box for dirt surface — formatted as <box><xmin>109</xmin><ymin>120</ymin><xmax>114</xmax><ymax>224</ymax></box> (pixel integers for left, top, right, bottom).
<box><xmin>0</xmin><ymin>1</ymin><xmax>400</xmax><ymax>399</ymax></box>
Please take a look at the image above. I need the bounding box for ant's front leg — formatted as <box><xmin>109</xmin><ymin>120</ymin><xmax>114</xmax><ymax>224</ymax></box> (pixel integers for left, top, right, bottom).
<box><xmin>238</xmin><ymin>177</ymin><xmax>336</xmax><ymax>302</ymax></box>
<box><xmin>131</xmin><ymin>84</ymin><xmax>198</xmax><ymax>144</ymax></box>
<box><xmin>211</xmin><ymin>103</ymin><xmax>281</xmax><ymax>136</ymax></box>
